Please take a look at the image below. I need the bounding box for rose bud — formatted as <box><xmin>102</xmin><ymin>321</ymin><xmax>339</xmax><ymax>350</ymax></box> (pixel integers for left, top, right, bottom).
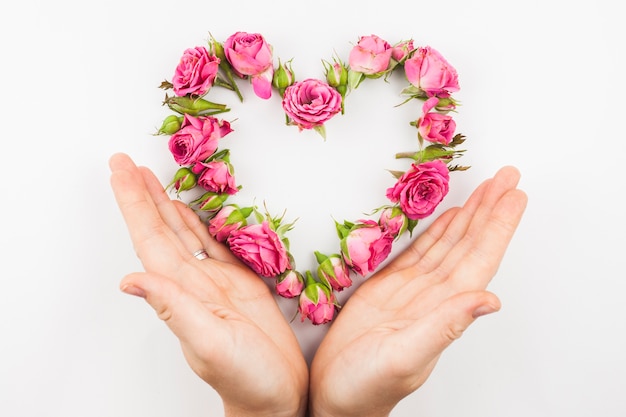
<box><xmin>347</xmin><ymin>34</ymin><xmax>392</xmax><ymax>90</ymax></box>
<box><xmin>272</xmin><ymin>58</ymin><xmax>295</xmax><ymax>97</ymax></box>
<box><xmin>391</xmin><ymin>39</ymin><xmax>415</xmax><ymax>64</ymax></box>
<box><xmin>166</xmin><ymin>166</ymin><xmax>197</xmax><ymax>196</ymax></box>
<box><xmin>315</xmin><ymin>251</ymin><xmax>352</xmax><ymax>292</ymax></box>
<box><xmin>275</xmin><ymin>269</ymin><xmax>305</xmax><ymax>298</ymax></box>
<box><xmin>323</xmin><ymin>57</ymin><xmax>349</xmax><ymax>113</ymax></box>
<box><xmin>378</xmin><ymin>206</ymin><xmax>409</xmax><ymax>239</ymax></box>
<box><xmin>157</xmin><ymin>115</ymin><xmax>183</xmax><ymax>135</ymax></box>
<box><xmin>416</xmin><ymin>97</ymin><xmax>457</xmax><ymax>145</ymax></box>
<box><xmin>196</xmin><ymin>159</ymin><xmax>238</xmax><ymax>195</ymax></box>
<box><xmin>208</xmin><ymin>204</ymin><xmax>253</xmax><ymax>243</ymax></box>
<box><xmin>190</xmin><ymin>191</ymin><xmax>229</xmax><ymax>215</ymax></box>
<box><xmin>337</xmin><ymin>219</ymin><xmax>394</xmax><ymax>276</ymax></box>
<box><xmin>298</xmin><ymin>271</ymin><xmax>337</xmax><ymax>325</ymax></box>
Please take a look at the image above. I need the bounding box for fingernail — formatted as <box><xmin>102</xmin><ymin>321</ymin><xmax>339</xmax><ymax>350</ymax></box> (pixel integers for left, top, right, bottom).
<box><xmin>472</xmin><ymin>304</ymin><xmax>498</xmax><ymax>319</ymax></box>
<box><xmin>121</xmin><ymin>284</ymin><xmax>146</xmax><ymax>299</ymax></box>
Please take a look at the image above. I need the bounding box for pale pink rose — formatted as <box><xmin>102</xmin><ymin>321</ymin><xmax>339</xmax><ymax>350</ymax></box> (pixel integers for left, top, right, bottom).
<box><xmin>208</xmin><ymin>205</ymin><xmax>250</xmax><ymax>243</ymax></box>
<box><xmin>275</xmin><ymin>270</ymin><xmax>304</xmax><ymax>298</ymax></box>
<box><xmin>417</xmin><ymin>97</ymin><xmax>456</xmax><ymax>145</ymax></box>
<box><xmin>348</xmin><ymin>34</ymin><xmax>392</xmax><ymax>75</ymax></box>
<box><xmin>386</xmin><ymin>160</ymin><xmax>450</xmax><ymax>220</ymax></box>
<box><xmin>223</xmin><ymin>32</ymin><xmax>274</xmax><ymax>99</ymax></box>
<box><xmin>282</xmin><ymin>78</ymin><xmax>342</xmax><ymax>130</ymax></box>
<box><xmin>391</xmin><ymin>39</ymin><xmax>415</xmax><ymax>63</ymax></box>
<box><xmin>227</xmin><ymin>221</ymin><xmax>291</xmax><ymax>277</ymax></box>
<box><xmin>404</xmin><ymin>46</ymin><xmax>459</xmax><ymax>97</ymax></box>
<box><xmin>378</xmin><ymin>206</ymin><xmax>408</xmax><ymax>238</ymax></box>
<box><xmin>172</xmin><ymin>46</ymin><xmax>220</xmax><ymax>97</ymax></box>
<box><xmin>298</xmin><ymin>282</ymin><xmax>336</xmax><ymax>325</ymax></box>
<box><xmin>340</xmin><ymin>220</ymin><xmax>394</xmax><ymax>276</ymax></box>
<box><xmin>168</xmin><ymin>115</ymin><xmax>233</xmax><ymax>166</ymax></box>
<box><xmin>196</xmin><ymin>160</ymin><xmax>238</xmax><ymax>195</ymax></box>
<box><xmin>316</xmin><ymin>253</ymin><xmax>352</xmax><ymax>292</ymax></box>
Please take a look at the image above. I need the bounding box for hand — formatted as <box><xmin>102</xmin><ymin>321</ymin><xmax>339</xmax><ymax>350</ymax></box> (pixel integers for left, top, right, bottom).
<box><xmin>309</xmin><ymin>166</ymin><xmax>527</xmax><ymax>417</ymax></box>
<box><xmin>109</xmin><ymin>153</ymin><xmax>308</xmax><ymax>417</ymax></box>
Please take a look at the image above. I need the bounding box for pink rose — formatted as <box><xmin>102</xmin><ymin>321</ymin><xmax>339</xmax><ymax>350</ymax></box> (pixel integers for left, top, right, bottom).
<box><xmin>404</xmin><ymin>46</ymin><xmax>460</xmax><ymax>97</ymax></box>
<box><xmin>378</xmin><ymin>206</ymin><xmax>408</xmax><ymax>238</ymax></box>
<box><xmin>196</xmin><ymin>160</ymin><xmax>238</xmax><ymax>195</ymax></box>
<box><xmin>227</xmin><ymin>221</ymin><xmax>291</xmax><ymax>277</ymax></box>
<box><xmin>223</xmin><ymin>32</ymin><xmax>274</xmax><ymax>99</ymax></box>
<box><xmin>417</xmin><ymin>97</ymin><xmax>457</xmax><ymax>145</ymax></box>
<box><xmin>391</xmin><ymin>39</ymin><xmax>415</xmax><ymax>63</ymax></box>
<box><xmin>298</xmin><ymin>280</ymin><xmax>337</xmax><ymax>325</ymax></box>
<box><xmin>276</xmin><ymin>270</ymin><xmax>304</xmax><ymax>298</ymax></box>
<box><xmin>348</xmin><ymin>34</ymin><xmax>393</xmax><ymax>75</ymax></box>
<box><xmin>282</xmin><ymin>78</ymin><xmax>342</xmax><ymax>130</ymax></box>
<box><xmin>316</xmin><ymin>252</ymin><xmax>352</xmax><ymax>292</ymax></box>
<box><xmin>172</xmin><ymin>46</ymin><xmax>220</xmax><ymax>97</ymax></box>
<box><xmin>340</xmin><ymin>220</ymin><xmax>394</xmax><ymax>276</ymax></box>
<box><xmin>208</xmin><ymin>205</ymin><xmax>251</xmax><ymax>243</ymax></box>
<box><xmin>168</xmin><ymin>115</ymin><xmax>233</xmax><ymax>166</ymax></box>
<box><xmin>386</xmin><ymin>160</ymin><xmax>450</xmax><ymax>221</ymax></box>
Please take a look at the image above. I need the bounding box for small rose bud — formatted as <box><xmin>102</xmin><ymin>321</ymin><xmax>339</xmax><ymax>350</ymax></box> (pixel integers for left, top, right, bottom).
<box><xmin>208</xmin><ymin>204</ymin><xmax>253</xmax><ymax>242</ymax></box>
<box><xmin>191</xmin><ymin>191</ymin><xmax>229</xmax><ymax>214</ymax></box>
<box><xmin>272</xmin><ymin>58</ymin><xmax>295</xmax><ymax>97</ymax></box>
<box><xmin>315</xmin><ymin>251</ymin><xmax>352</xmax><ymax>292</ymax></box>
<box><xmin>158</xmin><ymin>115</ymin><xmax>183</xmax><ymax>135</ymax></box>
<box><xmin>298</xmin><ymin>271</ymin><xmax>337</xmax><ymax>325</ymax></box>
<box><xmin>276</xmin><ymin>269</ymin><xmax>305</xmax><ymax>298</ymax></box>
<box><xmin>378</xmin><ymin>206</ymin><xmax>409</xmax><ymax>238</ymax></box>
<box><xmin>166</xmin><ymin>166</ymin><xmax>197</xmax><ymax>196</ymax></box>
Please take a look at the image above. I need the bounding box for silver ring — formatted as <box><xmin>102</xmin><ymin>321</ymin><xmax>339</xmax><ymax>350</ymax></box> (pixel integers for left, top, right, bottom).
<box><xmin>192</xmin><ymin>249</ymin><xmax>210</xmax><ymax>260</ymax></box>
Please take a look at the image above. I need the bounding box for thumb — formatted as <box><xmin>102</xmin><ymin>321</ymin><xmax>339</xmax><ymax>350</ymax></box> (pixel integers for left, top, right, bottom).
<box><xmin>393</xmin><ymin>291</ymin><xmax>501</xmax><ymax>367</ymax></box>
<box><xmin>119</xmin><ymin>272</ymin><xmax>224</xmax><ymax>346</ymax></box>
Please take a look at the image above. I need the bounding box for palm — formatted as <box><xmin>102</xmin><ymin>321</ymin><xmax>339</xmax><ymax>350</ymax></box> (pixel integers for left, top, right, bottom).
<box><xmin>310</xmin><ymin>166</ymin><xmax>527</xmax><ymax>416</ymax></box>
<box><xmin>109</xmin><ymin>153</ymin><xmax>307</xmax><ymax>416</ymax></box>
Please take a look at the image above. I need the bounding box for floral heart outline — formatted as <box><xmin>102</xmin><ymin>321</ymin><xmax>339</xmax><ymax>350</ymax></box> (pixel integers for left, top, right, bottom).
<box><xmin>156</xmin><ymin>32</ymin><xmax>468</xmax><ymax>325</ymax></box>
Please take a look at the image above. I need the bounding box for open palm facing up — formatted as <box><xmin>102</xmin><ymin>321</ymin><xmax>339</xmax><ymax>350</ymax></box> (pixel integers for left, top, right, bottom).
<box><xmin>109</xmin><ymin>153</ymin><xmax>308</xmax><ymax>417</ymax></box>
<box><xmin>309</xmin><ymin>166</ymin><xmax>527</xmax><ymax>417</ymax></box>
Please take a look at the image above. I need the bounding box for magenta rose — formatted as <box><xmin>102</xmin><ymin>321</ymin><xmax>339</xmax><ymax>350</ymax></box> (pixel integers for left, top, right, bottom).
<box><xmin>298</xmin><ymin>279</ymin><xmax>337</xmax><ymax>325</ymax></box>
<box><xmin>348</xmin><ymin>34</ymin><xmax>392</xmax><ymax>75</ymax></box>
<box><xmin>417</xmin><ymin>97</ymin><xmax>457</xmax><ymax>145</ymax></box>
<box><xmin>386</xmin><ymin>160</ymin><xmax>450</xmax><ymax>221</ymax></box>
<box><xmin>282</xmin><ymin>78</ymin><xmax>342</xmax><ymax>130</ymax></box>
<box><xmin>276</xmin><ymin>270</ymin><xmax>305</xmax><ymax>298</ymax></box>
<box><xmin>223</xmin><ymin>32</ymin><xmax>274</xmax><ymax>99</ymax></box>
<box><xmin>196</xmin><ymin>160</ymin><xmax>238</xmax><ymax>195</ymax></box>
<box><xmin>404</xmin><ymin>46</ymin><xmax>460</xmax><ymax>97</ymax></box>
<box><xmin>168</xmin><ymin>115</ymin><xmax>233</xmax><ymax>166</ymax></box>
<box><xmin>227</xmin><ymin>221</ymin><xmax>291</xmax><ymax>277</ymax></box>
<box><xmin>339</xmin><ymin>220</ymin><xmax>394</xmax><ymax>276</ymax></box>
<box><xmin>172</xmin><ymin>46</ymin><xmax>220</xmax><ymax>97</ymax></box>
<box><xmin>208</xmin><ymin>205</ymin><xmax>251</xmax><ymax>243</ymax></box>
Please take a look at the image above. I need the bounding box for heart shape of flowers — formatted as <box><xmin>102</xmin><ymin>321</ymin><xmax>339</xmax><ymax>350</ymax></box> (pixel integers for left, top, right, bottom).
<box><xmin>155</xmin><ymin>31</ymin><xmax>468</xmax><ymax>325</ymax></box>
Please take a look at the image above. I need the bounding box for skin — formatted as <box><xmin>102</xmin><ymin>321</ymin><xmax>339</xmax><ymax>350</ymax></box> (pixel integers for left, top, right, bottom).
<box><xmin>109</xmin><ymin>152</ymin><xmax>527</xmax><ymax>417</ymax></box>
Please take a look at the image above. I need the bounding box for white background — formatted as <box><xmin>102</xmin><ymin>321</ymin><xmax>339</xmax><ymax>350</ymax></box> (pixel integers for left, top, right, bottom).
<box><xmin>1</xmin><ymin>0</ymin><xmax>624</xmax><ymax>416</ymax></box>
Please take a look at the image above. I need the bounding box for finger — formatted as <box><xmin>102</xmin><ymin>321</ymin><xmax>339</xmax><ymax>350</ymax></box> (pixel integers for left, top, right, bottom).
<box><xmin>449</xmin><ymin>188</ymin><xmax>528</xmax><ymax>290</ymax></box>
<box><xmin>109</xmin><ymin>153</ymin><xmax>190</xmax><ymax>273</ymax></box>
<box><xmin>410</xmin><ymin>166</ymin><xmax>522</xmax><ymax>278</ymax></box>
<box><xmin>138</xmin><ymin>166</ymin><xmax>206</xmax><ymax>260</ymax></box>
<box><xmin>385</xmin><ymin>290</ymin><xmax>501</xmax><ymax>379</ymax></box>
<box><xmin>119</xmin><ymin>271</ymin><xmax>231</xmax><ymax>356</ymax></box>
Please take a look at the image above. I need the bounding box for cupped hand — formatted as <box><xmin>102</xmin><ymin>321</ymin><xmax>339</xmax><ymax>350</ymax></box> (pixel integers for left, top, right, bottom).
<box><xmin>309</xmin><ymin>166</ymin><xmax>528</xmax><ymax>417</ymax></box>
<box><xmin>109</xmin><ymin>153</ymin><xmax>308</xmax><ymax>417</ymax></box>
